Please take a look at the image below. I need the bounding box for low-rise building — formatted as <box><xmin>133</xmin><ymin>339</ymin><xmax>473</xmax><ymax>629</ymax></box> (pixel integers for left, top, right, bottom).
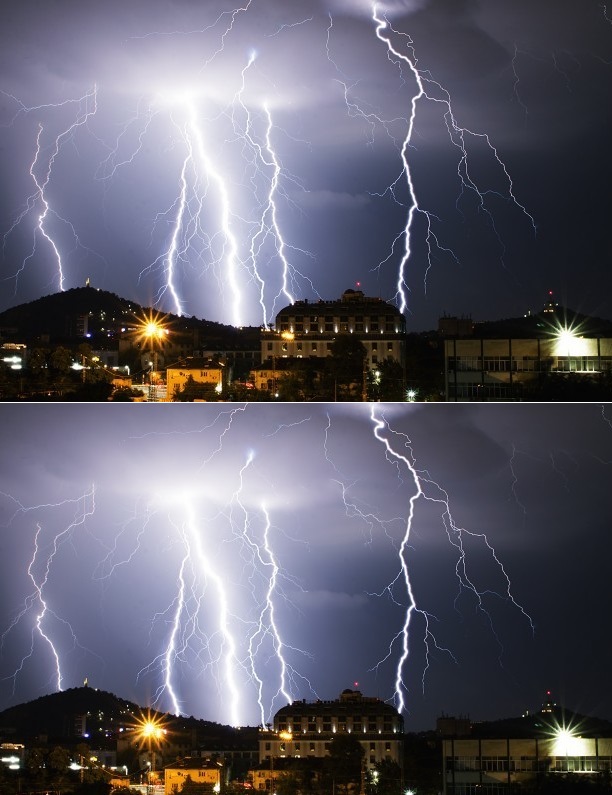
<box><xmin>166</xmin><ymin>357</ymin><xmax>226</xmax><ymax>400</ymax></box>
<box><xmin>164</xmin><ymin>758</ymin><xmax>222</xmax><ymax>795</ymax></box>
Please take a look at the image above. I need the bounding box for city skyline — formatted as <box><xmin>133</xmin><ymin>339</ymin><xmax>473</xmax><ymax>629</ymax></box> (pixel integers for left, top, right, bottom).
<box><xmin>1</xmin><ymin>403</ymin><xmax>611</xmax><ymax>731</ymax></box>
<box><xmin>1</xmin><ymin>1</ymin><xmax>610</xmax><ymax>331</ymax></box>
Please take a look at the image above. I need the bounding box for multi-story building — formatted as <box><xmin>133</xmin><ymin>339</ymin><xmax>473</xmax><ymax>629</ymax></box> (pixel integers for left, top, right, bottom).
<box><xmin>440</xmin><ymin>694</ymin><xmax>612</xmax><ymax>793</ymax></box>
<box><xmin>261</xmin><ymin>289</ymin><xmax>406</xmax><ymax>372</ymax></box>
<box><xmin>259</xmin><ymin>689</ymin><xmax>403</xmax><ymax>771</ymax></box>
<box><xmin>444</xmin><ymin>335</ymin><xmax>612</xmax><ymax>400</ymax></box>
<box><xmin>443</xmin><ymin>733</ymin><xmax>612</xmax><ymax>793</ymax></box>
<box><xmin>441</xmin><ymin>301</ymin><xmax>612</xmax><ymax>401</ymax></box>
<box><xmin>164</xmin><ymin>758</ymin><xmax>223</xmax><ymax>795</ymax></box>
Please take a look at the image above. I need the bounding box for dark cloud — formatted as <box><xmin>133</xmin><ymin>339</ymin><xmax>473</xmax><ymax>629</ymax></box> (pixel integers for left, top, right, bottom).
<box><xmin>1</xmin><ymin>404</ymin><xmax>611</xmax><ymax>728</ymax></box>
<box><xmin>0</xmin><ymin>0</ymin><xmax>610</xmax><ymax>327</ymax></box>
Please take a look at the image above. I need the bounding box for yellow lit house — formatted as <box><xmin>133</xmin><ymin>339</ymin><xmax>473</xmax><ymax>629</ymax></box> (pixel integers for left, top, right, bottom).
<box><xmin>164</xmin><ymin>758</ymin><xmax>222</xmax><ymax>795</ymax></box>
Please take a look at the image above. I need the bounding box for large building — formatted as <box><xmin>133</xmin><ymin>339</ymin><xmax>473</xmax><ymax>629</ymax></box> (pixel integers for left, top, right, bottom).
<box><xmin>440</xmin><ymin>694</ymin><xmax>612</xmax><ymax>793</ymax></box>
<box><xmin>261</xmin><ymin>289</ymin><xmax>406</xmax><ymax>371</ymax></box>
<box><xmin>259</xmin><ymin>689</ymin><xmax>403</xmax><ymax>771</ymax></box>
<box><xmin>441</xmin><ymin>301</ymin><xmax>612</xmax><ymax>401</ymax></box>
<box><xmin>444</xmin><ymin>336</ymin><xmax>612</xmax><ymax>400</ymax></box>
<box><xmin>443</xmin><ymin>733</ymin><xmax>612</xmax><ymax>793</ymax></box>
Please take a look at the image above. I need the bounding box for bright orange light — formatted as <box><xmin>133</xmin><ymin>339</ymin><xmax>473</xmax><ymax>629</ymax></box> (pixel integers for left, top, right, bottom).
<box><xmin>133</xmin><ymin>311</ymin><xmax>170</xmax><ymax>348</ymax></box>
<box><xmin>133</xmin><ymin>711</ymin><xmax>168</xmax><ymax>747</ymax></box>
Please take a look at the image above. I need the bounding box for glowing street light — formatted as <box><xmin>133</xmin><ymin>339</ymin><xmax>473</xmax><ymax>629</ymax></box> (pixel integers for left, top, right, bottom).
<box><xmin>135</xmin><ymin>713</ymin><xmax>167</xmax><ymax>794</ymax></box>
<box><xmin>135</xmin><ymin>311</ymin><xmax>170</xmax><ymax>399</ymax></box>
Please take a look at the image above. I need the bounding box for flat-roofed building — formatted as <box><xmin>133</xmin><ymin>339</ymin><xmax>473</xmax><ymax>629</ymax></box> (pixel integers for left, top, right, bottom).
<box><xmin>262</xmin><ymin>289</ymin><xmax>406</xmax><ymax>372</ymax></box>
<box><xmin>260</xmin><ymin>689</ymin><xmax>403</xmax><ymax>771</ymax></box>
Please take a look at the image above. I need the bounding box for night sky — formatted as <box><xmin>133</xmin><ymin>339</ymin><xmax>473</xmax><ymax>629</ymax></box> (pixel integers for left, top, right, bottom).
<box><xmin>1</xmin><ymin>403</ymin><xmax>611</xmax><ymax>730</ymax></box>
<box><xmin>1</xmin><ymin>0</ymin><xmax>611</xmax><ymax>329</ymax></box>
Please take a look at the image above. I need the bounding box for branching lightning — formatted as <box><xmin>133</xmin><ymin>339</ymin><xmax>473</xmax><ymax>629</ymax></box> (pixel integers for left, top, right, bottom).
<box><xmin>0</xmin><ymin>1</ymin><xmax>554</xmax><ymax>325</ymax></box>
<box><xmin>368</xmin><ymin>4</ymin><xmax>536</xmax><ymax>311</ymax></box>
<box><xmin>2</xmin><ymin>87</ymin><xmax>101</xmax><ymax>294</ymax></box>
<box><xmin>366</xmin><ymin>406</ymin><xmax>533</xmax><ymax>713</ymax></box>
<box><xmin>0</xmin><ymin>487</ymin><xmax>97</xmax><ymax>694</ymax></box>
<box><xmin>6</xmin><ymin>406</ymin><xmax>605</xmax><ymax>725</ymax></box>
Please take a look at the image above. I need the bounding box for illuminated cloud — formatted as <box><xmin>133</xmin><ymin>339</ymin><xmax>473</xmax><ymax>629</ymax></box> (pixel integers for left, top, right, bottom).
<box><xmin>1</xmin><ymin>404</ymin><xmax>611</xmax><ymax>728</ymax></box>
<box><xmin>1</xmin><ymin>1</ymin><xmax>610</xmax><ymax>327</ymax></box>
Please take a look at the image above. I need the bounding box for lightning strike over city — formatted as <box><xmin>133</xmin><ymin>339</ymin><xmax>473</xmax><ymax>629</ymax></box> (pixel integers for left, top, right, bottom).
<box><xmin>1</xmin><ymin>0</ymin><xmax>610</xmax><ymax>328</ymax></box>
<box><xmin>1</xmin><ymin>404</ymin><xmax>611</xmax><ymax>730</ymax></box>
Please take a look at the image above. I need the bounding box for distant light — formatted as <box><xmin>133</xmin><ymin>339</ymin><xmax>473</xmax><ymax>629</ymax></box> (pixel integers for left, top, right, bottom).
<box><xmin>550</xmin><ymin>721</ymin><xmax>588</xmax><ymax>756</ymax></box>
<box><xmin>551</xmin><ymin>322</ymin><xmax>589</xmax><ymax>357</ymax></box>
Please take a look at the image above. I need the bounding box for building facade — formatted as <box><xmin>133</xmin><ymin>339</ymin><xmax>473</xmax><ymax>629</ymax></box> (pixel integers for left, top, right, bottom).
<box><xmin>164</xmin><ymin>759</ymin><xmax>223</xmax><ymax>795</ymax></box>
<box><xmin>443</xmin><ymin>735</ymin><xmax>612</xmax><ymax>793</ymax></box>
<box><xmin>165</xmin><ymin>358</ymin><xmax>226</xmax><ymax>400</ymax></box>
<box><xmin>444</xmin><ymin>336</ymin><xmax>612</xmax><ymax>401</ymax></box>
<box><xmin>261</xmin><ymin>290</ymin><xmax>406</xmax><ymax>371</ymax></box>
<box><xmin>259</xmin><ymin>689</ymin><xmax>403</xmax><ymax>771</ymax></box>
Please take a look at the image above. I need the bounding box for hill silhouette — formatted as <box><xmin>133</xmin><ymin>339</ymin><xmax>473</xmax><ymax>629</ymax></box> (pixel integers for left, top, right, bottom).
<box><xmin>0</xmin><ymin>685</ymin><xmax>251</xmax><ymax>746</ymax></box>
<box><xmin>0</xmin><ymin>286</ymin><xmax>258</xmax><ymax>346</ymax></box>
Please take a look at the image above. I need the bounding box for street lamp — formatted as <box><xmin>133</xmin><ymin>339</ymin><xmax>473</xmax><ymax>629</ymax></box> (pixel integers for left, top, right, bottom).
<box><xmin>135</xmin><ymin>714</ymin><xmax>166</xmax><ymax>794</ymax></box>
<box><xmin>135</xmin><ymin>312</ymin><xmax>169</xmax><ymax>400</ymax></box>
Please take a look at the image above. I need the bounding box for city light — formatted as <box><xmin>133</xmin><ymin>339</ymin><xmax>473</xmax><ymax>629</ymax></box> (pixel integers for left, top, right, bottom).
<box><xmin>550</xmin><ymin>320</ymin><xmax>589</xmax><ymax>357</ymax></box>
<box><xmin>136</xmin><ymin>312</ymin><xmax>170</xmax><ymax>345</ymax></box>
<box><xmin>549</xmin><ymin>720</ymin><xmax>588</xmax><ymax>757</ymax></box>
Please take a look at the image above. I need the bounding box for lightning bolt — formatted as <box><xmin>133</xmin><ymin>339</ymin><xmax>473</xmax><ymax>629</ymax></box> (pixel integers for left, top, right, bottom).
<box><xmin>89</xmin><ymin>442</ymin><xmax>315</xmax><ymax>726</ymax></box>
<box><xmin>6</xmin><ymin>406</ymin><xmax>588</xmax><ymax>725</ymax></box>
<box><xmin>368</xmin><ymin>4</ymin><xmax>536</xmax><ymax>312</ymax></box>
<box><xmin>2</xmin><ymin>87</ymin><xmax>101</xmax><ymax>294</ymax></box>
<box><xmin>0</xmin><ymin>487</ymin><xmax>97</xmax><ymax>694</ymax></box>
<box><xmin>367</xmin><ymin>406</ymin><xmax>533</xmax><ymax>714</ymax></box>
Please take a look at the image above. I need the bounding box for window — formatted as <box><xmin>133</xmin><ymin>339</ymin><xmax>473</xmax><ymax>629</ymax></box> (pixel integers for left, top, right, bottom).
<box><xmin>483</xmin><ymin>357</ymin><xmax>511</xmax><ymax>372</ymax></box>
<box><xmin>481</xmin><ymin>757</ymin><xmax>509</xmax><ymax>772</ymax></box>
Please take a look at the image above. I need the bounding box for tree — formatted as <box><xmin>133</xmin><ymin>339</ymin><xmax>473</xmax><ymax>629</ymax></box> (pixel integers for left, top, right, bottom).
<box><xmin>180</xmin><ymin>774</ymin><xmax>216</xmax><ymax>795</ymax></box>
<box><xmin>324</xmin><ymin>335</ymin><xmax>367</xmax><ymax>400</ymax></box>
<box><xmin>49</xmin><ymin>346</ymin><xmax>74</xmax><ymax>395</ymax></box>
<box><xmin>111</xmin><ymin>385</ymin><xmax>146</xmax><ymax>401</ymax></box>
<box><xmin>367</xmin><ymin>760</ymin><xmax>402</xmax><ymax>795</ymax></box>
<box><xmin>25</xmin><ymin>747</ymin><xmax>46</xmax><ymax>782</ymax></box>
<box><xmin>367</xmin><ymin>358</ymin><xmax>405</xmax><ymax>401</ymax></box>
<box><xmin>324</xmin><ymin>734</ymin><xmax>365</xmax><ymax>795</ymax></box>
<box><xmin>47</xmin><ymin>745</ymin><xmax>71</xmax><ymax>784</ymax></box>
<box><xmin>173</xmin><ymin>375</ymin><xmax>220</xmax><ymax>402</ymax></box>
